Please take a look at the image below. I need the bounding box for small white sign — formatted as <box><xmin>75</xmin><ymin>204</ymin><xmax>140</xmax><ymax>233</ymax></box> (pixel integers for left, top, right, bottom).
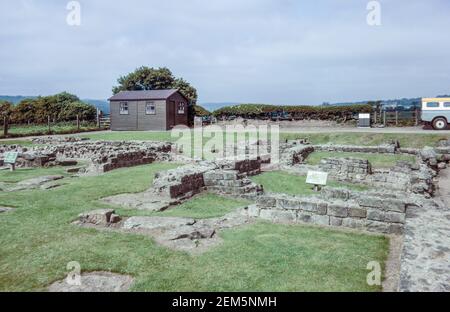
<box><xmin>4</xmin><ymin>152</ymin><xmax>19</xmax><ymax>164</ymax></box>
<box><xmin>359</xmin><ymin>113</ymin><xmax>370</xmax><ymax>119</ymax></box>
<box><xmin>306</xmin><ymin>170</ymin><xmax>328</xmax><ymax>186</ymax></box>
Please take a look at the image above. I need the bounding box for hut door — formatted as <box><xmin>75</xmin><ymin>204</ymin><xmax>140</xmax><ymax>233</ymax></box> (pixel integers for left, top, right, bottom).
<box><xmin>167</xmin><ymin>100</ymin><xmax>176</xmax><ymax>129</ymax></box>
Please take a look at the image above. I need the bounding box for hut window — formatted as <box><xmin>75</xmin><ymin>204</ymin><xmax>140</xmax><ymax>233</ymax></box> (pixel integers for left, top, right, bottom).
<box><xmin>119</xmin><ymin>102</ymin><xmax>129</xmax><ymax>115</ymax></box>
<box><xmin>146</xmin><ymin>102</ymin><xmax>156</xmax><ymax>115</ymax></box>
<box><xmin>177</xmin><ymin>102</ymin><xmax>185</xmax><ymax>114</ymax></box>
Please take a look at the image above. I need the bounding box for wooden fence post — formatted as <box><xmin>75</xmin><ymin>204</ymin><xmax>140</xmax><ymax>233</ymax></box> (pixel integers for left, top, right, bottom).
<box><xmin>395</xmin><ymin>111</ymin><xmax>398</xmax><ymax>126</ymax></box>
<box><xmin>3</xmin><ymin>116</ymin><xmax>8</xmax><ymax>136</ymax></box>
<box><xmin>47</xmin><ymin>115</ymin><xmax>51</xmax><ymax>133</ymax></box>
<box><xmin>76</xmin><ymin>114</ymin><xmax>80</xmax><ymax>130</ymax></box>
<box><xmin>415</xmin><ymin>109</ymin><xmax>419</xmax><ymax>126</ymax></box>
<box><xmin>383</xmin><ymin>111</ymin><xmax>386</xmax><ymax>126</ymax></box>
<box><xmin>96</xmin><ymin>108</ymin><xmax>100</xmax><ymax>128</ymax></box>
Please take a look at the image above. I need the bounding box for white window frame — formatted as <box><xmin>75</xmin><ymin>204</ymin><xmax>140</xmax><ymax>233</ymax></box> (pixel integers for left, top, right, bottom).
<box><xmin>119</xmin><ymin>102</ymin><xmax>129</xmax><ymax>115</ymax></box>
<box><xmin>177</xmin><ymin>102</ymin><xmax>185</xmax><ymax>115</ymax></box>
<box><xmin>145</xmin><ymin>101</ymin><xmax>156</xmax><ymax>115</ymax></box>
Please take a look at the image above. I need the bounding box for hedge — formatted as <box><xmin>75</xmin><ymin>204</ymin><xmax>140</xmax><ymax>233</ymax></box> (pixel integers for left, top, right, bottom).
<box><xmin>212</xmin><ymin>103</ymin><xmax>372</xmax><ymax>121</ymax></box>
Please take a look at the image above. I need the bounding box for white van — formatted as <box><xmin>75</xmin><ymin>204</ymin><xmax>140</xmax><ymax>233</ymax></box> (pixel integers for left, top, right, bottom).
<box><xmin>421</xmin><ymin>98</ymin><xmax>450</xmax><ymax>130</ymax></box>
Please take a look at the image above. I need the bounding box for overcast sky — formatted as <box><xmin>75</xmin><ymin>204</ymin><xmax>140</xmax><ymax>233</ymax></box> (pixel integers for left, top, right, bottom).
<box><xmin>1</xmin><ymin>0</ymin><xmax>449</xmax><ymax>104</ymax></box>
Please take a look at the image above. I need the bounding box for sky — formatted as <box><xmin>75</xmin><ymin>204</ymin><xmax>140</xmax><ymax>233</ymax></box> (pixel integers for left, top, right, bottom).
<box><xmin>1</xmin><ymin>0</ymin><xmax>449</xmax><ymax>104</ymax></box>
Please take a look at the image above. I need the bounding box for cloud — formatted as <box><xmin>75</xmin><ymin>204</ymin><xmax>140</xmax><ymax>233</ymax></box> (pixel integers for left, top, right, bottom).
<box><xmin>0</xmin><ymin>0</ymin><xmax>449</xmax><ymax>104</ymax></box>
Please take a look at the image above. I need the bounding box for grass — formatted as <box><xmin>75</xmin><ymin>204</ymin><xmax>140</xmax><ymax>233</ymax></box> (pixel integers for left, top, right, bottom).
<box><xmin>0</xmin><ymin>163</ymin><xmax>387</xmax><ymax>291</ymax></box>
<box><xmin>0</xmin><ymin>139</ymin><xmax>35</xmax><ymax>146</ymax></box>
<box><xmin>251</xmin><ymin>171</ymin><xmax>368</xmax><ymax>196</ymax></box>
<box><xmin>281</xmin><ymin>132</ymin><xmax>450</xmax><ymax>148</ymax></box>
<box><xmin>306</xmin><ymin>151</ymin><xmax>417</xmax><ymax>168</ymax></box>
<box><xmin>1</xmin><ymin>122</ymin><xmax>102</xmax><ymax>139</ymax></box>
<box><xmin>0</xmin><ymin>166</ymin><xmax>73</xmax><ymax>183</ymax></box>
<box><xmin>157</xmin><ymin>193</ymin><xmax>251</xmax><ymax>219</ymax></box>
<box><xmin>81</xmin><ymin>130</ymin><xmax>450</xmax><ymax>149</ymax></box>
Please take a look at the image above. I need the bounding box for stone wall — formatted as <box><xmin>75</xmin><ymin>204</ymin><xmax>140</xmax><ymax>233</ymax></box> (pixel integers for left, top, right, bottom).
<box><xmin>1</xmin><ymin>140</ymin><xmax>173</xmax><ymax>173</ymax></box>
<box><xmin>150</xmin><ymin>158</ymin><xmax>264</xmax><ymax>200</ymax></box>
<box><xmin>280</xmin><ymin>144</ymin><xmax>314</xmax><ymax>166</ymax></box>
<box><xmin>319</xmin><ymin>157</ymin><xmax>372</xmax><ymax>177</ymax></box>
<box><xmin>152</xmin><ymin>164</ymin><xmax>215</xmax><ymax>199</ymax></box>
<box><xmin>314</xmin><ymin>144</ymin><xmax>397</xmax><ymax>154</ymax></box>
<box><xmin>204</xmin><ymin>169</ymin><xmax>263</xmax><ymax>199</ymax></box>
<box><xmin>250</xmin><ymin>190</ymin><xmax>407</xmax><ymax>234</ymax></box>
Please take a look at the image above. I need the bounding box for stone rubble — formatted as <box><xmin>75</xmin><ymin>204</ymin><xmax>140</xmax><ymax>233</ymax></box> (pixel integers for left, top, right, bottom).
<box><xmin>76</xmin><ymin>208</ymin><xmax>252</xmax><ymax>253</ymax></box>
<box><xmin>48</xmin><ymin>271</ymin><xmax>134</xmax><ymax>292</ymax></box>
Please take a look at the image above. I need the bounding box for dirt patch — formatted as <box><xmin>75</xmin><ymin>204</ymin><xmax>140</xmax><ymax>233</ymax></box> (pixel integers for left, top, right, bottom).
<box><xmin>437</xmin><ymin>168</ymin><xmax>450</xmax><ymax>208</ymax></box>
<box><xmin>48</xmin><ymin>271</ymin><xmax>134</xmax><ymax>292</ymax></box>
<box><xmin>0</xmin><ymin>206</ymin><xmax>15</xmax><ymax>213</ymax></box>
<box><xmin>382</xmin><ymin>234</ymin><xmax>403</xmax><ymax>292</ymax></box>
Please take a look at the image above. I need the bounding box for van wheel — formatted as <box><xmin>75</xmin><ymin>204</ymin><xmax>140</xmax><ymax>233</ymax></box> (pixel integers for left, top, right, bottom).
<box><xmin>432</xmin><ymin>117</ymin><xmax>448</xmax><ymax>130</ymax></box>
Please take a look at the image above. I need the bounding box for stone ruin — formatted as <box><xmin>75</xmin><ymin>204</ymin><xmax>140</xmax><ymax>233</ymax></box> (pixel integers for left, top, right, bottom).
<box><xmin>102</xmin><ymin>157</ymin><xmax>265</xmax><ymax>212</ymax></box>
<box><xmin>3</xmin><ymin>135</ymin><xmax>450</xmax><ymax>291</ymax></box>
<box><xmin>0</xmin><ymin>139</ymin><xmax>173</xmax><ymax>174</ymax></box>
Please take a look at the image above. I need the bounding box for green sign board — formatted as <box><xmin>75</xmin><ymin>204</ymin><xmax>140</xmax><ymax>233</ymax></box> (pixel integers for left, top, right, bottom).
<box><xmin>4</xmin><ymin>152</ymin><xmax>19</xmax><ymax>164</ymax></box>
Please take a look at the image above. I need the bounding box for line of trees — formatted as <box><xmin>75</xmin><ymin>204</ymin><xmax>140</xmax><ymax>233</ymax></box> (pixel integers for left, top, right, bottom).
<box><xmin>0</xmin><ymin>92</ymin><xmax>97</xmax><ymax>124</ymax></box>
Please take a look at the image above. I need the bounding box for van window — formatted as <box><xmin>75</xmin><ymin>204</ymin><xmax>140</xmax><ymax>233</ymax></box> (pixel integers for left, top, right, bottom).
<box><xmin>444</xmin><ymin>102</ymin><xmax>450</xmax><ymax>108</ymax></box>
<box><xmin>426</xmin><ymin>102</ymin><xmax>440</xmax><ymax>108</ymax></box>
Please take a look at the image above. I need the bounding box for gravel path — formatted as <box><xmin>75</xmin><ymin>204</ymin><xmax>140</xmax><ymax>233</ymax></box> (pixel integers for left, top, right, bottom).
<box><xmin>398</xmin><ymin>168</ymin><xmax>450</xmax><ymax>292</ymax></box>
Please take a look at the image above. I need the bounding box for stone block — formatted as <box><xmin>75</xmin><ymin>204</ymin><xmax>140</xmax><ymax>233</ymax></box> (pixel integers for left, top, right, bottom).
<box><xmin>330</xmin><ymin>217</ymin><xmax>343</xmax><ymax>226</ymax></box>
<box><xmin>327</xmin><ymin>204</ymin><xmax>348</xmax><ymax>217</ymax></box>
<box><xmin>348</xmin><ymin>206</ymin><xmax>367</xmax><ymax>218</ymax></box>
<box><xmin>342</xmin><ymin>218</ymin><xmax>365</xmax><ymax>230</ymax></box>
<box><xmin>365</xmin><ymin>220</ymin><xmax>390</xmax><ymax>234</ymax></box>
<box><xmin>78</xmin><ymin>209</ymin><xmax>115</xmax><ymax>225</ymax></box>
<box><xmin>247</xmin><ymin>204</ymin><xmax>260</xmax><ymax>217</ymax></box>
<box><xmin>256</xmin><ymin>196</ymin><xmax>277</xmax><ymax>208</ymax></box>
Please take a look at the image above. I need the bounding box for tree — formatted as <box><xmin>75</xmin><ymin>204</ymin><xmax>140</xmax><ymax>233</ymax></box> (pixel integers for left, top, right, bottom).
<box><xmin>0</xmin><ymin>101</ymin><xmax>13</xmax><ymax>135</ymax></box>
<box><xmin>12</xmin><ymin>99</ymin><xmax>37</xmax><ymax>124</ymax></box>
<box><xmin>11</xmin><ymin>92</ymin><xmax>97</xmax><ymax>124</ymax></box>
<box><xmin>112</xmin><ymin>66</ymin><xmax>198</xmax><ymax>103</ymax></box>
<box><xmin>0</xmin><ymin>101</ymin><xmax>13</xmax><ymax>118</ymax></box>
<box><xmin>58</xmin><ymin>101</ymin><xmax>96</xmax><ymax>121</ymax></box>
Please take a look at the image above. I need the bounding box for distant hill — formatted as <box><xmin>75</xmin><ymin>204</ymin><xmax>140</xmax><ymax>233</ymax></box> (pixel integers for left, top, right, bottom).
<box><xmin>83</xmin><ymin>99</ymin><xmax>109</xmax><ymax>114</ymax></box>
<box><xmin>0</xmin><ymin>95</ymin><xmax>36</xmax><ymax>104</ymax></box>
<box><xmin>0</xmin><ymin>95</ymin><xmax>110</xmax><ymax>115</ymax></box>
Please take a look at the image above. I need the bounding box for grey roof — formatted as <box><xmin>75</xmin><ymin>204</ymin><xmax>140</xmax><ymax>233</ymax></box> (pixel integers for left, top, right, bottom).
<box><xmin>108</xmin><ymin>89</ymin><xmax>181</xmax><ymax>101</ymax></box>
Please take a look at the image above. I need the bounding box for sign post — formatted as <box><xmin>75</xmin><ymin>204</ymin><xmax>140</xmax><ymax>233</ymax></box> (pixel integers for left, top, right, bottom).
<box><xmin>306</xmin><ymin>170</ymin><xmax>328</xmax><ymax>192</ymax></box>
<box><xmin>3</xmin><ymin>152</ymin><xmax>18</xmax><ymax>171</ymax></box>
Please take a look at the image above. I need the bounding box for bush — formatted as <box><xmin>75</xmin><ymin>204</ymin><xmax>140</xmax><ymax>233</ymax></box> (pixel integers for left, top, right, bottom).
<box><xmin>8</xmin><ymin>92</ymin><xmax>97</xmax><ymax>124</ymax></box>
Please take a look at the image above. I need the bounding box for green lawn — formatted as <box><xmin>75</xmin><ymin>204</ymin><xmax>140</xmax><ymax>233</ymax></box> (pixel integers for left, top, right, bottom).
<box><xmin>251</xmin><ymin>171</ymin><xmax>368</xmax><ymax>196</ymax></box>
<box><xmin>0</xmin><ymin>139</ymin><xmax>35</xmax><ymax>146</ymax></box>
<box><xmin>306</xmin><ymin>151</ymin><xmax>417</xmax><ymax>168</ymax></box>
<box><xmin>0</xmin><ymin>163</ymin><xmax>387</xmax><ymax>291</ymax></box>
<box><xmin>0</xmin><ymin>166</ymin><xmax>73</xmax><ymax>183</ymax></box>
<box><xmin>81</xmin><ymin>130</ymin><xmax>450</xmax><ymax>149</ymax></box>
<box><xmin>1</xmin><ymin>122</ymin><xmax>101</xmax><ymax>139</ymax></box>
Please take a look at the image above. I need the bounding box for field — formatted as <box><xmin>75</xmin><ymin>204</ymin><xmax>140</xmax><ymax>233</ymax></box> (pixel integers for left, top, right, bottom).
<box><xmin>80</xmin><ymin>130</ymin><xmax>450</xmax><ymax>149</ymax></box>
<box><xmin>0</xmin><ymin>163</ymin><xmax>388</xmax><ymax>291</ymax></box>
<box><xmin>0</xmin><ymin>122</ymin><xmax>101</xmax><ymax>139</ymax></box>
